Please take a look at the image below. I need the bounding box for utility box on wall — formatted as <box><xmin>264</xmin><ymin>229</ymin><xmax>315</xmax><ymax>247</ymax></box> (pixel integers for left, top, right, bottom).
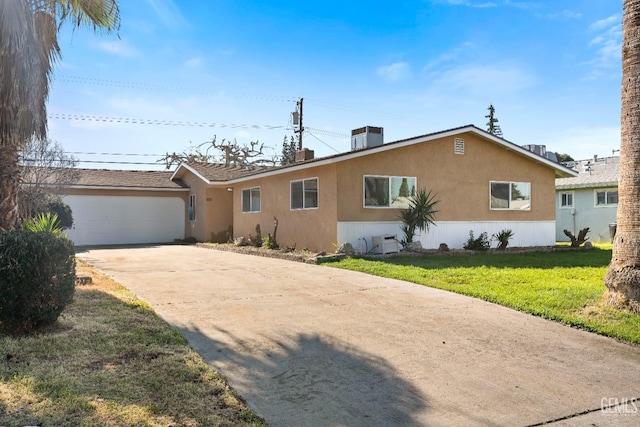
<box><xmin>371</xmin><ymin>235</ymin><xmax>399</xmax><ymax>254</ymax></box>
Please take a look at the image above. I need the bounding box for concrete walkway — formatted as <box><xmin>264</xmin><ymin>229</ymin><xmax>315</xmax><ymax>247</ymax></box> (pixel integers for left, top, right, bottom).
<box><xmin>78</xmin><ymin>245</ymin><xmax>640</xmax><ymax>427</ymax></box>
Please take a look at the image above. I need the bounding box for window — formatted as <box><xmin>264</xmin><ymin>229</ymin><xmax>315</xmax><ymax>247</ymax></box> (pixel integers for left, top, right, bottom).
<box><xmin>242</xmin><ymin>187</ymin><xmax>261</xmax><ymax>212</ymax></box>
<box><xmin>595</xmin><ymin>189</ymin><xmax>618</xmax><ymax>206</ymax></box>
<box><xmin>560</xmin><ymin>192</ymin><xmax>574</xmax><ymax>208</ymax></box>
<box><xmin>291</xmin><ymin>178</ymin><xmax>318</xmax><ymax>210</ymax></box>
<box><xmin>188</xmin><ymin>194</ymin><xmax>196</xmax><ymax>221</ymax></box>
<box><xmin>490</xmin><ymin>181</ymin><xmax>531</xmax><ymax>210</ymax></box>
<box><xmin>364</xmin><ymin>176</ymin><xmax>417</xmax><ymax>208</ymax></box>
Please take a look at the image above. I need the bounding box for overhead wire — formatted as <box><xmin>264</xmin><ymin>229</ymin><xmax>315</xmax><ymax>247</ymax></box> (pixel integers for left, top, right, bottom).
<box><xmin>49</xmin><ymin>113</ymin><xmax>288</xmax><ymax>130</ymax></box>
<box><xmin>305</xmin><ymin>131</ymin><xmax>341</xmax><ymax>154</ymax></box>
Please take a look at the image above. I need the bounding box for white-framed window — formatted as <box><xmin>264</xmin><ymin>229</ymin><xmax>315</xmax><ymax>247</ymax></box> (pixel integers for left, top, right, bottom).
<box><xmin>490</xmin><ymin>181</ymin><xmax>531</xmax><ymax>210</ymax></box>
<box><xmin>595</xmin><ymin>189</ymin><xmax>618</xmax><ymax>206</ymax></box>
<box><xmin>242</xmin><ymin>187</ymin><xmax>261</xmax><ymax>212</ymax></box>
<box><xmin>291</xmin><ymin>178</ymin><xmax>318</xmax><ymax>210</ymax></box>
<box><xmin>560</xmin><ymin>191</ymin><xmax>574</xmax><ymax>208</ymax></box>
<box><xmin>188</xmin><ymin>194</ymin><xmax>196</xmax><ymax>221</ymax></box>
<box><xmin>364</xmin><ymin>175</ymin><xmax>417</xmax><ymax>208</ymax></box>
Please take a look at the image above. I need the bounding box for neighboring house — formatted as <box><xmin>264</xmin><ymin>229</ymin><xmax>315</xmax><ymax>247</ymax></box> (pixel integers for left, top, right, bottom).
<box><xmin>57</xmin><ymin>169</ymin><xmax>189</xmax><ymax>246</ymax></box>
<box><xmin>555</xmin><ymin>156</ymin><xmax>619</xmax><ymax>242</ymax></box>
<box><xmin>173</xmin><ymin>125</ymin><xmax>576</xmax><ymax>253</ymax></box>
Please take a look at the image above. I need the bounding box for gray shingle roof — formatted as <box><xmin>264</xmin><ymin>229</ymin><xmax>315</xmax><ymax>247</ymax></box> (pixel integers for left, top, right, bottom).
<box><xmin>179</xmin><ymin>162</ymin><xmax>276</xmax><ymax>182</ymax></box>
<box><xmin>68</xmin><ymin>168</ymin><xmax>187</xmax><ymax>189</ymax></box>
<box><xmin>556</xmin><ymin>156</ymin><xmax>619</xmax><ymax>189</ymax></box>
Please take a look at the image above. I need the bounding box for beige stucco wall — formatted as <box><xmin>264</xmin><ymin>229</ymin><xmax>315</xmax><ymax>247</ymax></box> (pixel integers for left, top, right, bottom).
<box><xmin>180</xmin><ymin>172</ymin><xmax>233</xmax><ymax>243</ymax></box>
<box><xmin>336</xmin><ymin>131</ymin><xmax>556</xmax><ymax>223</ymax></box>
<box><xmin>225</xmin><ymin>132</ymin><xmax>558</xmax><ymax>253</ymax></box>
<box><xmin>231</xmin><ymin>164</ymin><xmax>339</xmax><ymax>251</ymax></box>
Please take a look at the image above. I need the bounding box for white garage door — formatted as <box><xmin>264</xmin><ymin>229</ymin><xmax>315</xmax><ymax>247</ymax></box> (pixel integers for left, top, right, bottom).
<box><xmin>62</xmin><ymin>195</ymin><xmax>185</xmax><ymax>246</ymax></box>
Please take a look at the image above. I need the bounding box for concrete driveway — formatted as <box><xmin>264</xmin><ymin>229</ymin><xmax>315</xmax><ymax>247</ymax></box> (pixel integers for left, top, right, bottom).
<box><xmin>78</xmin><ymin>245</ymin><xmax>640</xmax><ymax>427</ymax></box>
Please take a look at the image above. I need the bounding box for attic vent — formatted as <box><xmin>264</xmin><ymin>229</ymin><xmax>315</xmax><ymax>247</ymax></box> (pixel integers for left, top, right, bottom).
<box><xmin>454</xmin><ymin>138</ymin><xmax>464</xmax><ymax>155</ymax></box>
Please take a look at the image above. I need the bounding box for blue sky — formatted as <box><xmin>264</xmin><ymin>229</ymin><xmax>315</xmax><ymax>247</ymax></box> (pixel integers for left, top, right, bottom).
<box><xmin>48</xmin><ymin>0</ymin><xmax>622</xmax><ymax>169</ymax></box>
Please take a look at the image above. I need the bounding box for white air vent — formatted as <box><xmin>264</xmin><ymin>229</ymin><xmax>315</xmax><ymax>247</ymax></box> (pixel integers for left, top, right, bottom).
<box><xmin>351</xmin><ymin>126</ymin><xmax>384</xmax><ymax>151</ymax></box>
<box><xmin>454</xmin><ymin>138</ymin><xmax>464</xmax><ymax>155</ymax></box>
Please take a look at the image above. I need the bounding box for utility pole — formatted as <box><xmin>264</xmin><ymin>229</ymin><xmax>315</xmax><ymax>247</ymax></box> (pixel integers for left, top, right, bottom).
<box><xmin>294</xmin><ymin>98</ymin><xmax>304</xmax><ymax>150</ymax></box>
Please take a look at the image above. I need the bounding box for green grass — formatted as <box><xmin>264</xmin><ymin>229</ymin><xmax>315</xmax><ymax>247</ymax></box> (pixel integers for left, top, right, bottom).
<box><xmin>326</xmin><ymin>245</ymin><xmax>640</xmax><ymax>345</ymax></box>
<box><xmin>0</xmin><ymin>261</ymin><xmax>266</xmax><ymax>427</ymax></box>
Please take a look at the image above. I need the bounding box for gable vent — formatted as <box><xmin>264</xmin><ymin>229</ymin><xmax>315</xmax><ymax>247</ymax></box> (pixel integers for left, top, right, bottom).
<box><xmin>454</xmin><ymin>138</ymin><xmax>464</xmax><ymax>155</ymax></box>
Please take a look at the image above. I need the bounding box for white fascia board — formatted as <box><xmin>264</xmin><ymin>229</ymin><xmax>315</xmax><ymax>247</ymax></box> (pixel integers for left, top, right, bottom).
<box><xmin>556</xmin><ymin>181</ymin><xmax>618</xmax><ymax>190</ymax></box>
<box><xmin>225</xmin><ymin>125</ymin><xmax>577</xmax><ymax>183</ymax></box>
<box><xmin>65</xmin><ymin>185</ymin><xmax>188</xmax><ymax>192</ymax></box>
<box><xmin>170</xmin><ymin>162</ymin><xmax>211</xmax><ymax>184</ymax></box>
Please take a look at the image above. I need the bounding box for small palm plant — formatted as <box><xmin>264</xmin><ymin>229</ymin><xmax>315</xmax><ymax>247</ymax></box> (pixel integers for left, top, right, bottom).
<box><xmin>399</xmin><ymin>188</ymin><xmax>439</xmax><ymax>248</ymax></box>
<box><xmin>23</xmin><ymin>212</ymin><xmax>64</xmax><ymax>236</ymax></box>
<box><xmin>493</xmin><ymin>229</ymin><xmax>514</xmax><ymax>250</ymax></box>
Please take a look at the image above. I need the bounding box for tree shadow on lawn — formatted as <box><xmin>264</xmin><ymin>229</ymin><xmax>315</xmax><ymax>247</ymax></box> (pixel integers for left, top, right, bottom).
<box><xmin>176</xmin><ymin>325</ymin><xmax>429</xmax><ymax>427</ymax></box>
<box><xmin>0</xmin><ymin>288</ymin><xmax>260</xmax><ymax>427</ymax></box>
<box><xmin>355</xmin><ymin>248</ymin><xmax>613</xmax><ymax>271</ymax></box>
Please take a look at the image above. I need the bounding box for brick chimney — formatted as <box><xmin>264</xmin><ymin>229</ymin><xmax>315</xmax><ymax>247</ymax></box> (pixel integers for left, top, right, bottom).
<box><xmin>295</xmin><ymin>148</ymin><xmax>314</xmax><ymax>162</ymax></box>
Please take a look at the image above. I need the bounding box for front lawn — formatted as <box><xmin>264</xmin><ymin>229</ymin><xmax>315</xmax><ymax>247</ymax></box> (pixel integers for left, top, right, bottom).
<box><xmin>325</xmin><ymin>246</ymin><xmax>640</xmax><ymax>345</ymax></box>
<box><xmin>0</xmin><ymin>261</ymin><xmax>265</xmax><ymax>427</ymax></box>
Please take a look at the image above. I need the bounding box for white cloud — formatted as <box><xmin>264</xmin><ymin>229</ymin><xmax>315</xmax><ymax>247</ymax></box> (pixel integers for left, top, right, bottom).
<box><xmin>590</xmin><ymin>14</ymin><xmax>620</xmax><ymax>31</ymax></box>
<box><xmin>95</xmin><ymin>40</ymin><xmax>138</xmax><ymax>58</ymax></box>
<box><xmin>444</xmin><ymin>0</ymin><xmax>497</xmax><ymax>8</ymax></box>
<box><xmin>433</xmin><ymin>63</ymin><xmax>536</xmax><ymax>95</ymax></box>
<box><xmin>184</xmin><ymin>57</ymin><xmax>203</xmax><ymax>68</ymax></box>
<box><xmin>584</xmin><ymin>15</ymin><xmax>622</xmax><ymax>80</ymax></box>
<box><xmin>422</xmin><ymin>42</ymin><xmax>474</xmax><ymax>73</ymax></box>
<box><xmin>542</xmin><ymin>9</ymin><xmax>582</xmax><ymax>20</ymax></box>
<box><xmin>377</xmin><ymin>62</ymin><xmax>411</xmax><ymax>82</ymax></box>
<box><xmin>146</xmin><ymin>0</ymin><xmax>189</xmax><ymax>30</ymax></box>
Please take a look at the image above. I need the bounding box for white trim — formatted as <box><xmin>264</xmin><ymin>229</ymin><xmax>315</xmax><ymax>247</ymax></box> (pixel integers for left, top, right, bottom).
<box><xmin>224</xmin><ymin>126</ymin><xmax>577</xmax><ymax>184</ymax></box>
<box><xmin>170</xmin><ymin>162</ymin><xmax>211</xmax><ymax>184</ymax></box>
<box><xmin>593</xmin><ymin>188</ymin><xmax>618</xmax><ymax>208</ymax></box>
<box><xmin>559</xmin><ymin>191</ymin><xmax>575</xmax><ymax>209</ymax></box>
<box><xmin>337</xmin><ymin>220</ymin><xmax>556</xmax><ymax>252</ymax></box>
<box><xmin>188</xmin><ymin>194</ymin><xmax>196</xmax><ymax>222</ymax></box>
<box><xmin>241</xmin><ymin>186</ymin><xmax>261</xmax><ymax>213</ymax></box>
<box><xmin>363</xmin><ymin>175</ymin><xmax>417</xmax><ymax>209</ymax></box>
<box><xmin>66</xmin><ymin>185</ymin><xmax>187</xmax><ymax>192</ymax></box>
<box><xmin>290</xmin><ymin>177</ymin><xmax>319</xmax><ymax>210</ymax></box>
<box><xmin>489</xmin><ymin>181</ymin><xmax>531</xmax><ymax>211</ymax></box>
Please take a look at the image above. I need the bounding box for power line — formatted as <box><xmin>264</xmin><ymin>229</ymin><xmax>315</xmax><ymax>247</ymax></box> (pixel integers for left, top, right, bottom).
<box><xmin>49</xmin><ymin>113</ymin><xmax>288</xmax><ymax>130</ymax></box>
<box><xmin>55</xmin><ymin>75</ymin><xmax>421</xmax><ymax>124</ymax></box>
<box><xmin>305</xmin><ymin>131</ymin><xmax>341</xmax><ymax>154</ymax></box>
<box><xmin>55</xmin><ymin>74</ymin><xmax>299</xmax><ymax>103</ymax></box>
<box><xmin>67</xmin><ymin>151</ymin><xmax>164</xmax><ymax>157</ymax></box>
<box><xmin>305</xmin><ymin>126</ymin><xmax>350</xmax><ymax>139</ymax></box>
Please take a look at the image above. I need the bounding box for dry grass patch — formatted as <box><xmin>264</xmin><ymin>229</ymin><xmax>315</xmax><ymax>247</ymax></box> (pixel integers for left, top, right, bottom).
<box><xmin>0</xmin><ymin>261</ymin><xmax>265</xmax><ymax>426</ymax></box>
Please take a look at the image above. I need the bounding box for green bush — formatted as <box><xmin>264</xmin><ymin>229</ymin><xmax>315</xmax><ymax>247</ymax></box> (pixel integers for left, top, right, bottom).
<box><xmin>463</xmin><ymin>230</ymin><xmax>490</xmax><ymax>251</ymax></box>
<box><xmin>0</xmin><ymin>230</ymin><xmax>76</xmax><ymax>334</ymax></box>
<box><xmin>47</xmin><ymin>198</ymin><xmax>73</xmax><ymax>230</ymax></box>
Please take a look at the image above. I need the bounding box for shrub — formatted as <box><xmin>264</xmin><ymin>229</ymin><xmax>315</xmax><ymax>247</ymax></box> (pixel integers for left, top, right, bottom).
<box><xmin>0</xmin><ymin>230</ymin><xmax>76</xmax><ymax>334</ymax></box>
<box><xmin>398</xmin><ymin>188</ymin><xmax>439</xmax><ymax>247</ymax></box>
<box><xmin>22</xmin><ymin>212</ymin><xmax>64</xmax><ymax>235</ymax></box>
<box><xmin>493</xmin><ymin>229</ymin><xmax>514</xmax><ymax>250</ymax></box>
<box><xmin>463</xmin><ymin>230</ymin><xmax>490</xmax><ymax>251</ymax></box>
<box><xmin>47</xmin><ymin>198</ymin><xmax>73</xmax><ymax>230</ymax></box>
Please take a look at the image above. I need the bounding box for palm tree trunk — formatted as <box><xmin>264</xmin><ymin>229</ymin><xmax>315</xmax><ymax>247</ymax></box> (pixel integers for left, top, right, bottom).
<box><xmin>0</xmin><ymin>137</ymin><xmax>21</xmax><ymax>231</ymax></box>
<box><xmin>603</xmin><ymin>0</ymin><xmax>640</xmax><ymax>312</ymax></box>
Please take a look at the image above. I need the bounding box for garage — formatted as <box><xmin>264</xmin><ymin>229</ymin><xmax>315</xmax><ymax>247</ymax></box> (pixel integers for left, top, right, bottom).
<box><xmin>57</xmin><ymin>169</ymin><xmax>188</xmax><ymax>246</ymax></box>
<box><xmin>63</xmin><ymin>194</ymin><xmax>185</xmax><ymax>246</ymax></box>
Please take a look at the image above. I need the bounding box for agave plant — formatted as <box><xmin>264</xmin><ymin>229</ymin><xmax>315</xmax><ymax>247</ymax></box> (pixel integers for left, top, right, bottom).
<box><xmin>398</xmin><ymin>188</ymin><xmax>439</xmax><ymax>248</ymax></box>
<box><xmin>23</xmin><ymin>212</ymin><xmax>64</xmax><ymax>235</ymax></box>
<box><xmin>493</xmin><ymin>229</ymin><xmax>514</xmax><ymax>250</ymax></box>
